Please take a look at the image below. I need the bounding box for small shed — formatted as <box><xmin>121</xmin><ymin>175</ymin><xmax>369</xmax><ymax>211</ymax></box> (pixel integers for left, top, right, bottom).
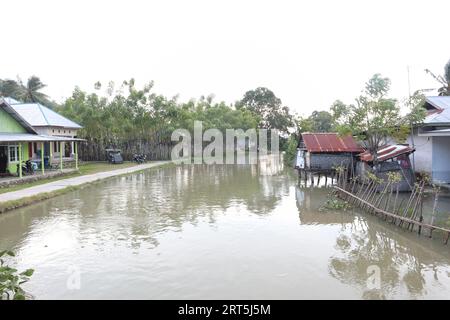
<box><xmin>295</xmin><ymin>132</ymin><xmax>363</xmax><ymax>173</ymax></box>
<box><xmin>356</xmin><ymin>144</ymin><xmax>416</xmax><ymax>191</ymax></box>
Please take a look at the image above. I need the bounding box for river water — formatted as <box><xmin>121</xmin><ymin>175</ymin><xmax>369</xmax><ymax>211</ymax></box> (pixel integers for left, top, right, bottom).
<box><xmin>0</xmin><ymin>159</ymin><xmax>450</xmax><ymax>299</ymax></box>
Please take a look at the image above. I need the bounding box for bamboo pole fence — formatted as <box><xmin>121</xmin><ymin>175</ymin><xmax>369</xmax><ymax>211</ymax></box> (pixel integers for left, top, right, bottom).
<box><xmin>332</xmin><ymin>168</ymin><xmax>450</xmax><ymax>245</ymax></box>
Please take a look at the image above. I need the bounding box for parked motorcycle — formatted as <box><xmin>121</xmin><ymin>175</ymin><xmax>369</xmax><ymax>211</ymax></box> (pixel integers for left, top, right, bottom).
<box><xmin>16</xmin><ymin>160</ymin><xmax>35</xmax><ymax>176</ymax></box>
<box><xmin>133</xmin><ymin>153</ymin><xmax>146</xmax><ymax>164</ymax></box>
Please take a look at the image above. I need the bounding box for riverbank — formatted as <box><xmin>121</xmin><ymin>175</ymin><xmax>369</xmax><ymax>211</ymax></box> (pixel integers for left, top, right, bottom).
<box><xmin>0</xmin><ymin>162</ymin><xmax>139</xmax><ymax>194</ymax></box>
<box><xmin>0</xmin><ymin>161</ymin><xmax>171</xmax><ymax>213</ymax></box>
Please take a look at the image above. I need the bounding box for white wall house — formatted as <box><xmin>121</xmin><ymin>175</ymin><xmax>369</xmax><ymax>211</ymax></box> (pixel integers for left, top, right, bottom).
<box><xmin>8</xmin><ymin>101</ymin><xmax>82</xmax><ymax>162</ymax></box>
<box><xmin>409</xmin><ymin>96</ymin><xmax>450</xmax><ymax>185</ymax></box>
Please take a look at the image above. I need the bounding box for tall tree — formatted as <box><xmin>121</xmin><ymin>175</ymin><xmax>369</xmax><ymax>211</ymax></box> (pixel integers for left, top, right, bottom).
<box><xmin>341</xmin><ymin>74</ymin><xmax>407</xmax><ymax>164</ymax></box>
<box><xmin>16</xmin><ymin>76</ymin><xmax>50</xmax><ymax>103</ymax></box>
<box><xmin>425</xmin><ymin>58</ymin><xmax>450</xmax><ymax>96</ymax></box>
<box><xmin>0</xmin><ymin>79</ymin><xmax>21</xmax><ymax>98</ymax></box>
<box><xmin>308</xmin><ymin>110</ymin><xmax>334</xmax><ymax>132</ymax></box>
<box><xmin>330</xmin><ymin>100</ymin><xmax>350</xmax><ymax>128</ymax></box>
<box><xmin>237</xmin><ymin>87</ymin><xmax>293</xmax><ymax>133</ymax></box>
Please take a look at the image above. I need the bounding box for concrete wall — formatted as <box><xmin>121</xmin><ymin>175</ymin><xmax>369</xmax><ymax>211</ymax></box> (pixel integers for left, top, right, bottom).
<box><xmin>407</xmin><ymin>130</ymin><xmax>432</xmax><ymax>175</ymax></box>
<box><xmin>34</xmin><ymin>126</ymin><xmax>77</xmax><ymax>137</ymax></box>
<box><xmin>432</xmin><ymin>136</ymin><xmax>450</xmax><ymax>183</ymax></box>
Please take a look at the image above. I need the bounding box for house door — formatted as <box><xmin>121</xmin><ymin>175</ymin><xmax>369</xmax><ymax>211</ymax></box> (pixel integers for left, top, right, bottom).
<box><xmin>0</xmin><ymin>146</ymin><xmax>8</xmax><ymax>174</ymax></box>
<box><xmin>28</xmin><ymin>142</ymin><xmax>33</xmax><ymax>158</ymax></box>
<box><xmin>44</xmin><ymin>142</ymin><xmax>50</xmax><ymax>156</ymax></box>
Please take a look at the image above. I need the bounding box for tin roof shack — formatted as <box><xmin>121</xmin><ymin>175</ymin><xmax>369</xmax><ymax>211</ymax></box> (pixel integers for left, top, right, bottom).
<box><xmin>295</xmin><ymin>133</ymin><xmax>363</xmax><ymax>174</ymax></box>
<box><xmin>356</xmin><ymin>144</ymin><xmax>416</xmax><ymax>192</ymax></box>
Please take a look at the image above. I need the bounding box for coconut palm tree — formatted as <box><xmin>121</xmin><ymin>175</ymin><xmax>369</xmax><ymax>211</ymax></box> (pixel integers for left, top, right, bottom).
<box><xmin>0</xmin><ymin>79</ymin><xmax>21</xmax><ymax>98</ymax></box>
<box><xmin>425</xmin><ymin>59</ymin><xmax>450</xmax><ymax>96</ymax></box>
<box><xmin>16</xmin><ymin>76</ymin><xmax>50</xmax><ymax>103</ymax></box>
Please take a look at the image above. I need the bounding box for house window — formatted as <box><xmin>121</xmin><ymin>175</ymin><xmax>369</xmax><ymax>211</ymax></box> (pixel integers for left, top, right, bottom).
<box><xmin>52</xmin><ymin>129</ymin><xmax>55</xmax><ymax>133</ymax></box>
<box><xmin>8</xmin><ymin>146</ymin><xmax>19</xmax><ymax>162</ymax></box>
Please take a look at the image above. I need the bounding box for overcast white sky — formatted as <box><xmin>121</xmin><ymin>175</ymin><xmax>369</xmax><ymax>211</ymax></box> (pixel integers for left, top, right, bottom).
<box><xmin>2</xmin><ymin>0</ymin><xmax>449</xmax><ymax>116</ymax></box>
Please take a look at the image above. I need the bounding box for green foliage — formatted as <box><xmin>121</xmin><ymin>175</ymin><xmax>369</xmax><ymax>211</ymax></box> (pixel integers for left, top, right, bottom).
<box><xmin>295</xmin><ymin>100</ymin><xmax>351</xmax><ymax>135</ymax></box>
<box><xmin>333</xmin><ymin>165</ymin><xmax>346</xmax><ymax>174</ymax></box>
<box><xmin>57</xmin><ymin>80</ymin><xmax>266</xmax><ymax>153</ymax></box>
<box><xmin>0</xmin><ymin>76</ymin><xmax>58</xmax><ymax>107</ymax></box>
<box><xmin>405</xmin><ymin>91</ymin><xmax>427</xmax><ymax>125</ymax></box>
<box><xmin>367</xmin><ymin>172</ymin><xmax>383</xmax><ymax>184</ymax></box>
<box><xmin>237</xmin><ymin>87</ymin><xmax>294</xmax><ymax>133</ymax></box>
<box><xmin>330</xmin><ymin>100</ymin><xmax>350</xmax><ymax>126</ymax></box>
<box><xmin>320</xmin><ymin>193</ymin><xmax>352</xmax><ymax>211</ymax></box>
<box><xmin>295</xmin><ymin>74</ymin><xmax>426</xmax><ymax>163</ymax></box>
<box><xmin>386</xmin><ymin>171</ymin><xmax>402</xmax><ymax>184</ymax></box>
<box><xmin>284</xmin><ymin>135</ymin><xmax>298</xmax><ymax>164</ymax></box>
<box><xmin>344</xmin><ymin>74</ymin><xmax>406</xmax><ymax>163</ymax></box>
<box><xmin>295</xmin><ymin>110</ymin><xmax>334</xmax><ymax>134</ymax></box>
<box><xmin>0</xmin><ymin>251</ymin><xmax>34</xmax><ymax>300</ymax></box>
<box><xmin>296</xmin><ymin>116</ymin><xmax>313</xmax><ymax>133</ymax></box>
<box><xmin>308</xmin><ymin>110</ymin><xmax>334</xmax><ymax>132</ymax></box>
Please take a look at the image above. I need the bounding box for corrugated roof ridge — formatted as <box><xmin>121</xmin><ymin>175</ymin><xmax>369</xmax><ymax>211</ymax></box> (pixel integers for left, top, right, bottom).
<box><xmin>426</xmin><ymin>96</ymin><xmax>450</xmax><ymax>109</ymax></box>
<box><xmin>36</xmin><ymin>102</ymin><xmax>51</xmax><ymax>126</ymax></box>
<box><xmin>339</xmin><ymin>135</ymin><xmax>347</xmax><ymax>151</ymax></box>
<box><xmin>11</xmin><ymin>102</ymin><xmax>82</xmax><ymax>128</ymax></box>
<box><xmin>313</xmin><ymin>134</ymin><xmax>322</xmax><ymax>151</ymax></box>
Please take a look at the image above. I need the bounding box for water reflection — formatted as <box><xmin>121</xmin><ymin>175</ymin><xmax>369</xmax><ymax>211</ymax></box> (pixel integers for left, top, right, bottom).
<box><xmin>0</xmin><ymin>163</ymin><xmax>289</xmax><ymax>251</ymax></box>
<box><xmin>295</xmin><ymin>185</ymin><xmax>450</xmax><ymax>299</ymax></box>
<box><xmin>0</xmin><ymin>157</ymin><xmax>449</xmax><ymax>299</ymax></box>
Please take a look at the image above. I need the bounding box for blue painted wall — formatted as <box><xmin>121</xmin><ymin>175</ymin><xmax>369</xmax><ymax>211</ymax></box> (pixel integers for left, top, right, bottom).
<box><xmin>432</xmin><ymin>136</ymin><xmax>450</xmax><ymax>183</ymax></box>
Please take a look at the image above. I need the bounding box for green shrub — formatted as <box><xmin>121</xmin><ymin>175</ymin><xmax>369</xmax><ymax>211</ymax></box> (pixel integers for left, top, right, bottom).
<box><xmin>0</xmin><ymin>251</ymin><xmax>34</xmax><ymax>300</ymax></box>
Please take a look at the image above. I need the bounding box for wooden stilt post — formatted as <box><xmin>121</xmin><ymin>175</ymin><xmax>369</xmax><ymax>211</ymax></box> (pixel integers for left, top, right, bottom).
<box><xmin>41</xmin><ymin>142</ymin><xmax>45</xmax><ymax>175</ymax></box>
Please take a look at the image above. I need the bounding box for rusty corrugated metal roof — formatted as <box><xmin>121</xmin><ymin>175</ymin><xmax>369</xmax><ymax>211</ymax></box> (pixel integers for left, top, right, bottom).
<box><xmin>359</xmin><ymin>144</ymin><xmax>415</xmax><ymax>162</ymax></box>
<box><xmin>301</xmin><ymin>132</ymin><xmax>363</xmax><ymax>153</ymax></box>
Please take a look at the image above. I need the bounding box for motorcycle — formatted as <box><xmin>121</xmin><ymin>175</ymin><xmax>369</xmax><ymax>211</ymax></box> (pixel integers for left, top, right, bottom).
<box><xmin>133</xmin><ymin>153</ymin><xmax>146</xmax><ymax>164</ymax></box>
<box><xmin>16</xmin><ymin>160</ymin><xmax>35</xmax><ymax>176</ymax></box>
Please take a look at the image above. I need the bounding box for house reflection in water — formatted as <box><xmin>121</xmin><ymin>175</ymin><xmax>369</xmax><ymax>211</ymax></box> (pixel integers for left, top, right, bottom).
<box><xmin>295</xmin><ymin>187</ymin><xmax>354</xmax><ymax>225</ymax></box>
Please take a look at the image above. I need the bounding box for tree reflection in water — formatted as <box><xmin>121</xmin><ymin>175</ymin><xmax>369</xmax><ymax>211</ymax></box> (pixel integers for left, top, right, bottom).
<box><xmin>0</xmin><ymin>155</ymin><xmax>291</xmax><ymax>253</ymax></box>
<box><xmin>296</xmin><ymin>185</ymin><xmax>450</xmax><ymax>299</ymax></box>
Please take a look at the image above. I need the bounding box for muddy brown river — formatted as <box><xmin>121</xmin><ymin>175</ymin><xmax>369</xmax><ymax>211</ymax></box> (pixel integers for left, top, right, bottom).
<box><xmin>1</xmin><ymin>160</ymin><xmax>450</xmax><ymax>299</ymax></box>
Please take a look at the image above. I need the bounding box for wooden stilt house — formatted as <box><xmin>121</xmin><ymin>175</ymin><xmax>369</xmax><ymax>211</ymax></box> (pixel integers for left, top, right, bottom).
<box><xmin>295</xmin><ymin>132</ymin><xmax>363</xmax><ymax>176</ymax></box>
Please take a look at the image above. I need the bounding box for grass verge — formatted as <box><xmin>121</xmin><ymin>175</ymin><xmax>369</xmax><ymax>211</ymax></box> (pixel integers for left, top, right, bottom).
<box><xmin>0</xmin><ymin>162</ymin><xmax>138</xmax><ymax>194</ymax></box>
<box><xmin>0</xmin><ymin>161</ymin><xmax>176</xmax><ymax>214</ymax></box>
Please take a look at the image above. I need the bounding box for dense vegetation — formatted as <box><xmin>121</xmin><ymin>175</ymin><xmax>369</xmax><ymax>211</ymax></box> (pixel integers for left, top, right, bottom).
<box><xmin>2</xmin><ymin>56</ymin><xmax>448</xmax><ymax>163</ymax></box>
<box><xmin>58</xmin><ymin>81</ymin><xmax>294</xmax><ymax>160</ymax></box>
<box><xmin>0</xmin><ymin>76</ymin><xmax>58</xmax><ymax>109</ymax></box>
